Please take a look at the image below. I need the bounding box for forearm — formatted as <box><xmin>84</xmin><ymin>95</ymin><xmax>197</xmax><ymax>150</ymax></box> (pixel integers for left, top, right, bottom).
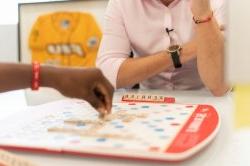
<box><xmin>40</xmin><ymin>65</ymin><xmax>60</xmax><ymax>90</ymax></box>
<box><xmin>0</xmin><ymin>63</ymin><xmax>32</xmax><ymax>92</ymax></box>
<box><xmin>195</xmin><ymin>18</ymin><xmax>229</xmax><ymax>96</ymax></box>
<box><xmin>117</xmin><ymin>51</ymin><xmax>171</xmax><ymax>88</ymax></box>
<box><xmin>0</xmin><ymin>63</ymin><xmax>59</xmax><ymax>92</ymax></box>
<box><xmin>117</xmin><ymin>41</ymin><xmax>196</xmax><ymax>88</ymax></box>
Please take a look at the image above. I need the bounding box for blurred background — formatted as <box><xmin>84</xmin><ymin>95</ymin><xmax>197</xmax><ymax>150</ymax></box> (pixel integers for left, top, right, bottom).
<box><xmin>0</xmin><ymin>0</ymin><xmax>108</xmax><ymax>63</ymax></box>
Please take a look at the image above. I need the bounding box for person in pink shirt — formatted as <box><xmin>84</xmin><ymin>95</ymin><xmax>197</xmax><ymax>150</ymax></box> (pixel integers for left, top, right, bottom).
<box><xmin>96</xmin><ymin>0</ymin><xmax>230</xmax><ymax>96</ymax></box>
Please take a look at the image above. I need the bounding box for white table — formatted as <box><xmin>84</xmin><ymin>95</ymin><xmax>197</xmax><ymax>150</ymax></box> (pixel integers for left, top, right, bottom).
<box><xmin>0</xmin><ymin>88</ymin><xmax>249</xmax><ymax>166</ymax></box>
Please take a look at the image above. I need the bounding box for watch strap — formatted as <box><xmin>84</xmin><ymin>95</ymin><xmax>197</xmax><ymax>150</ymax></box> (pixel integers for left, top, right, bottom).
<box><xmin>170</xmin><ymin>50</ymin><xmax>182</xmax><ymax>68</ymax></box>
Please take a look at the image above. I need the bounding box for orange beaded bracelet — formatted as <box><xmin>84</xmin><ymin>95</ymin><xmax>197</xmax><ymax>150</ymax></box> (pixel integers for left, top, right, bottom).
<box><xmin>193</xmin><ymin>12</ymin><xmax>213</xmax><ymax>24</ymax></box>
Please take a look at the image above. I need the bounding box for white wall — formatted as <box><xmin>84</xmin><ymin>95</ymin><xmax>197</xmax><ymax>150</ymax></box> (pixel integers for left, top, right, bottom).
<box><xmin>0</xmin><ymin>24</ymin><xmax>18</xmax><ymax>62</ymax></box>
<box><xmin>227</xmin><ymin>0</ymin><xmax>250</xmax><ymax>84</ymax></box>
<box><xmin>0</xmin><ymin>1</ymin><xmax>37</xmax><ymax>62</ymax></box>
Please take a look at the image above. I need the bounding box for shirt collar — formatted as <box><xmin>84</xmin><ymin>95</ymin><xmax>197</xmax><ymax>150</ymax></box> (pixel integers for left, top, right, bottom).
<box><xmin>157</xmin><ymin>0</ymin><xmax>182</xmax><ymax>8</ymax></box>
<box><xmin>169</xmin><ymin>0</ymin><xmax>181</xmax><ymax>8</ymax></box>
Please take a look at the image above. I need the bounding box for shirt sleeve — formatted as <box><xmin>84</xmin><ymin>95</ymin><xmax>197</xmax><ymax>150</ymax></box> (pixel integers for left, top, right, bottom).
<box><xmin>96</xmin><ymin>0</ymin><xmax>131</xmax><ymax>89</ymax></box>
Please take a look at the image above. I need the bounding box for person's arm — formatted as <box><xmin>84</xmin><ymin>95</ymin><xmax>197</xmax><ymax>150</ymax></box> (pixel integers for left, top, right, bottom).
<box><xmin>117</xmin><ymin>41</ymin><xmax>197</xmax><ymax>88</ymax></box>
<box><xmin>191</xmin><ymin>0</ymin><xmax>230</xmax><ymax>96</ymax></box>
<box><xmin>0</xmin><ymin>63</ymin><xmax>32</xmax><ymax>92</ymax></box>
<box><xmin>0</xmin><ymin>63</ymin><xmax>114</xmax><ymax>114</ymax></box>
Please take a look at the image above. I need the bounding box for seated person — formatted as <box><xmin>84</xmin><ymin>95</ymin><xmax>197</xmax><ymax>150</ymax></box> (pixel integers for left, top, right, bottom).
<box><xmin>96</xmin><ymin>0</ymin><xmax>230</xmax><ymax>96</ymax></box>
<box><xmin>0</xmin><ymin>63</ymin><xmax>113</xmax><ymax>114</ymax></box>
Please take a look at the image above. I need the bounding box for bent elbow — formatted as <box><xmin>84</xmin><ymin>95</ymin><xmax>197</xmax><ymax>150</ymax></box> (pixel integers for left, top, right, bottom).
<box><xmin>210</xmin><ymin>86</ymin><xmax>229</xmax><ymax>97</ymax></box>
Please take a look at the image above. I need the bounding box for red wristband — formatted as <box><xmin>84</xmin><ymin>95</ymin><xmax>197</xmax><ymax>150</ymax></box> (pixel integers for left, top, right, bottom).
<box><xmin>31</xmin><ymin>61</ymin><xmax>40</xmax><ymax>90</ymax></box>
<box><xmin>193</xmin><ymin>12</ymin><xmax>213</xmax><ymax>24</ymax></box>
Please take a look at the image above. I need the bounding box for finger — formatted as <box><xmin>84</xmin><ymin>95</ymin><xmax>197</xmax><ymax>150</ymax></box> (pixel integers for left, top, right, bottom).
<box><xmin>93</xmin><ymin>85</ymin><xmax>111</xmax><ymax>113</ymax></box>
<box><xmin>98</xmin><ymin>108</ymin><xmax>108</xmax><ymax>119</ymax></box>
<box><xmin>100</xmin><ymin>78</ymin><xmax>114</xmax><ymax>112</ymax></box>
<box><xmin>104</xmin><ymin>78</ymin><xmax>115</xmax><ymax>98</ymax></box>
<box><xmin>87</xmin><ymin>92</ymin><xmax>107</xmax><ymax>114</ymax></box>
<box><xmin>94</xmin><ymin>83</ymin><xmax>113</xmax><ymax>114</ymax></box>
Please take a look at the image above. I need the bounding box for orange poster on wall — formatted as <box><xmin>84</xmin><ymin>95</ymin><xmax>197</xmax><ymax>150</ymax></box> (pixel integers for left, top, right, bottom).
<box><xmin>29</xmin><ymin>11</ymin><xmax>102</xmax><ymax>67</ymax></box>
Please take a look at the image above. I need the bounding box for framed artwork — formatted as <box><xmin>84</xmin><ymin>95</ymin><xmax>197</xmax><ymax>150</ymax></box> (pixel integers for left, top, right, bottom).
<box><xmin>18</xmin><ymin>0</ymin><xmax>108</xmax><ymax>67</ymax></box>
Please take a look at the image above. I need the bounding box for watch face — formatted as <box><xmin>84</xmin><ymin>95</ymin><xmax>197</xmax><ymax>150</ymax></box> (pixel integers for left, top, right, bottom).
<box><xmin>168</xmin><ymin>45</ymin><xmax>181</xmax><ymax>53</ymax></box>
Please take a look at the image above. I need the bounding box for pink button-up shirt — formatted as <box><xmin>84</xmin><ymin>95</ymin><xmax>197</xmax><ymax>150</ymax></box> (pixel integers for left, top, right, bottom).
<box><xmin>96</xmin><ymin>0</ymin><xmax>226</xmax><ymax>90</ymax></box>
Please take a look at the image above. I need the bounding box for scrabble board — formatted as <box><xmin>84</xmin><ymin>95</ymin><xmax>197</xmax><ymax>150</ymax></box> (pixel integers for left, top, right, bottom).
<box><xmin>0</xmin><ymin>98</ymin><xmax>220</xmax><ymax>162</ymax></box>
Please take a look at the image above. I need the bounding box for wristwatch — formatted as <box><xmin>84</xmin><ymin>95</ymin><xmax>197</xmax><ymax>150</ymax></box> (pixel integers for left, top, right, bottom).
<box><xmin>167</xmin><ymin>45</ymin><xmax>182</xmax><ymax>68</ymax></box>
